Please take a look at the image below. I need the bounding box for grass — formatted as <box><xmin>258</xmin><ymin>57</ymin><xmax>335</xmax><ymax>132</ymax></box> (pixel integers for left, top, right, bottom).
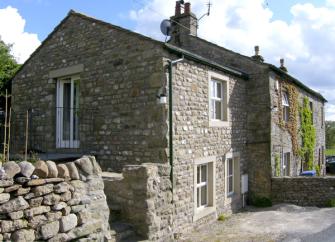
<box><xmin>326</xmin><ymin>149</ymin><xmax>335</xmax><ymax>156</ymax></box>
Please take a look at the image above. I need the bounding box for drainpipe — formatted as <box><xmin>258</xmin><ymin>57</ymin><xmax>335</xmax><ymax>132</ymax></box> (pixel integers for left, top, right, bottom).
<box><xmin>168</xmin><ymin>55</ymin><xmax>184</xmax><ymax>193</ymax></box>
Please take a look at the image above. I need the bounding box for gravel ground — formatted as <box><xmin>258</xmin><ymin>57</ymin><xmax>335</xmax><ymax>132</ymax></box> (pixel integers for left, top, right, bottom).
<box><xmin>179</xmin><ymin>204</ymin><xmax>335</xmax><ymax>242</ymax></box>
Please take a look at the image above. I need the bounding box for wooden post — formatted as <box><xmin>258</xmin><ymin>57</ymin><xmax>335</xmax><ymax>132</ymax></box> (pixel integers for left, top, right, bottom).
<box><xmin>3</xmin><ymin>89</ymin><xmax>7</xmax><ymax>159</ymax></box>
<box><xmin>25</xmin><ymin>110</ymin><xmax>29</xmax><ymax>161</ymax></box>
<box><xmin>7</xmin><ymin>107</ymin><xmax>11</xmax><ymax>162</ymax></box>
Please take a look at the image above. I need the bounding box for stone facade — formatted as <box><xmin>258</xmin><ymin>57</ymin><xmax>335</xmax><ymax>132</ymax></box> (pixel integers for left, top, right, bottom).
<box><xmin>104</xmin><ymin>163</ymin><xmax>173</xmax><ymax>241</ymax></box>
<box><xmin>10</xmin><ymin>2</ymin><xmax>327</xmax><ymax>241</ymax></box>
<box><xmin>272</xmin><ymin>177</ymin><xmax>335</xmax><ymax>207</ymax></box>
<box><xmin>0</xmin><ymin>156</ymin><xmax>111</xmax><ymax>241</ymax></box>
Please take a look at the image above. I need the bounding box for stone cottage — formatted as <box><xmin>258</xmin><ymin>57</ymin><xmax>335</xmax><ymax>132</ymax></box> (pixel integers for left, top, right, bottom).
<box><xmin>10</xmin><ymin>1</ymin><xmax>326</xmax><ymax>237</ymax></box>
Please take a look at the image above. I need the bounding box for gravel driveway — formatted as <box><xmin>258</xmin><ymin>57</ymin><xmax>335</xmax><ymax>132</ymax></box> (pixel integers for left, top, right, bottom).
<box><xmin>179</xmin><ymin>204</ymin><xmax>335</xmax><ymax>242</ymax></box>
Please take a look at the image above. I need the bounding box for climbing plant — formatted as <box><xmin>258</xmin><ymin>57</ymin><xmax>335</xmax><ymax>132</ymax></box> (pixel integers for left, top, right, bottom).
<box><xmin>275</xmin><ymin>154</ymin><xmax>280</xmax><ymax>177</ymax></box>
<box><xmin>300</xmin><ymin>97</ymin><xmax>316</xmax><ymax>170</ymax></box>
<box><xmin>278</xmin><ymin>81</ymin><xmax>299</xmax><ymax>156</ymax></box>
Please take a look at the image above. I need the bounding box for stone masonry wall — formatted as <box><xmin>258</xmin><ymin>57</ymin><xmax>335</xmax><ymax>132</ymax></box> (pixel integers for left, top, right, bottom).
<box><xmin>272</xmin><ymin>177</ymin><xmax>335</xmax><ymax>207</ymax></box>
<box><xmin>170</xmin><ymin>58</ymin><xmax>248</xmax><ymax>235</ymax></box>
<box><xmin>172</xmin><ymin>36</ymin><xmax>273</xmax><ymax>199</ymax></box>
<box><xmin>11</xmin><ymin>11</ymin><xmax>168</xmax><ymax>171</ymax></box>
<box><xmin>270</xmin><ymin>71</ymin><xmax>326</xmax><ymax>177</ymax></box>
<box><xmin>0</xmin><ymin>156</ymin><xmax>111</xmax><ymax>241</ymax></box>
<box><xmin>103</xmin><ymin>163</ymin><xmax>173</xmax><ymax>241</ymax></box>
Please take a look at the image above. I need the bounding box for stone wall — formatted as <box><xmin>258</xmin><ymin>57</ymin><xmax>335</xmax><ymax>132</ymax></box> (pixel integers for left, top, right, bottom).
<box><xmin>103</xmin><ymin>163</ymin><xmax>173</xmax><ymax>242</ymax></box>
<box><xmin>11</xmin><ymin>11</ymin><xmax>168</xmax><ymax>171</ymax></box>
<box><xmin>272</xmin><ymin>177</ymin><xmax>335</xmax><ymax>207</ymax></box>
<box><xmin>0</xmin><ymin>156</ymin><xmax>111</xmax><ymax>241</ymax></box>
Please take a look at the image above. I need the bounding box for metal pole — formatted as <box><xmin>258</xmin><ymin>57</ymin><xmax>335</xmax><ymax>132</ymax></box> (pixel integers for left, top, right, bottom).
<box><xmin>7</xmin><ymin>108</ymin><xmax>11</xmax><ymax>162</ymax></box>
<box><xmin>3</xmin><ymin>89</ymin><xmax>8</xmax><ymax>159</ymax></box>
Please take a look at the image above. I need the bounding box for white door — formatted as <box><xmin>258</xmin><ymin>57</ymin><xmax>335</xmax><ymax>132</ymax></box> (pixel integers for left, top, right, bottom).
<box><xmin>56</xmin><ymin>77</ymin><xmax>80</xmax><ymax>148</ymax></box>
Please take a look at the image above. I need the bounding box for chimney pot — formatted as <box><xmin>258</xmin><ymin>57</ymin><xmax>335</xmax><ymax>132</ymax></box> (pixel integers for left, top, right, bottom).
<box><xmin>185</xmin><ymin>2</ymin><xmax>191</xmax><ymax>14</ymax></box>
<box><xmin>175</xmin><ymin>1</ymin><xmax>181</xmax><ymax>16</ymax></box>
<box><xmin>255</xmin><ymin>46</ymin><xmax>260</xmax><ymax>56</ymax></box>
<box><xmin>279</xmin><ymin>58</ymin><xmax>288</xmax><ymax>72</ymax></box>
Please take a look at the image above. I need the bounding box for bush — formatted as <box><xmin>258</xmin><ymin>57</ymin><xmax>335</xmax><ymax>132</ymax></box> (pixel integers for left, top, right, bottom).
<box><xmin>326</xmin><ymin>198</ymin><xmax>335</xmax><ymax>207</ymax></box>
<box><xmin>252</xmin><ymin>196</ymin><xmax>272</xmax><ymax>207</ymax></box>
<box><xmin>217</xmin><ymin>214</ymin><xmax>226</xmax><ymax>221</ymax></box>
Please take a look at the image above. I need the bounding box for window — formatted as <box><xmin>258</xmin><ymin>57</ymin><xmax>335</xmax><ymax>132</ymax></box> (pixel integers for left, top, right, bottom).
<box><xmin>225</xmin><ymin>153</ymin><xmax>240</xmax><ymax>200</ymax></box>
<box><xmin>196</xmin><ymin>164</ymin><xmax>208</xmax><ymax>209</ymax></box>
<box><xmin>209</xmin><ymin>72</ymin><xmax>228</xmax><ymax>126</ymax></box>
<box><xmin>282</xmin><ymin>152</ymin><xmax>290</xmax><ymax>176</ymax></box>
<box><xmin>309</xmin><ymin>101</ymin><xmax>313</xmax><ymax>124</ymax></box>
<box><xmin>321</xmin><ymin>106</ymin><xmax>324</xmax><ymax>128</ymax></box>
<box><xmin>56</xmin><ymin>76</ymin><xmax>80</xmax><ymax>148</ymax></box>
<box><xmin>227</xmin><ymin>158</ymin><xmax>234</xmax><ymax>195</ymax></box>
<box><xmin>193</xmin><ymin>157</ymin><xmax>216</xmax><ymax>221</ymax></box>
<box><xmin>282</xmin><ymin>92</ymin><xmax>290</xmax><ymax>122</ymax></box>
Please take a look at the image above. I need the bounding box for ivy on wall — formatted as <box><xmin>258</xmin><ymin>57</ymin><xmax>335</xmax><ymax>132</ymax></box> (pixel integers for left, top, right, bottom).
<box><xmin>275</xmin><ymin>154</ymin><xmax>280</xmax><ymax>177</ymax></box>
<box><xmin>300</xmin><ymin>97</ymin><xmax>316</xmax><ymax>170</ymax></box>
<box><xmin>278</xmin><ymin>81</ymin><xmax>299</xmax><ymax>156</ymax></box>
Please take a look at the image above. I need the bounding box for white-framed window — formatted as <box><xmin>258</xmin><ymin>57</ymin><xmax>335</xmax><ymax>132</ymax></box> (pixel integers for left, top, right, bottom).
<box><xmin>196</xmin><ymin>164</ymin><xmax>208</xmax><ymax>209</ymax></box>
<box><xmin>282</xmin><ymin>92</ymin><xmax>290</xmax><ymax>122</ymax></box>
<box><xmin>193</xmin><ymin>156</ymin><xmax>216</xmax><ymax>221</ymax></box>
<box><xmin>209</xmin><ymin>72</ymin><xmax>229</xmax><ymax>126</ymax></box>
<box><xmin>227</xmin><ymin>158</ymin><xmax>234</xmax><ymax>195</ymax></box>
<box><xmin>56</xmin><ymin>76</ymin><xmax>80</xmax><ymax>148</ymax></box>
<box><xmin>225</xmin><ymin>153</ymin><xmax>240</xmax><ymax>201</ymax></box>
<box><xmin>282</xmin><ymin>152</ymin><xmax>290</xmax><ymax>176</ymax></box>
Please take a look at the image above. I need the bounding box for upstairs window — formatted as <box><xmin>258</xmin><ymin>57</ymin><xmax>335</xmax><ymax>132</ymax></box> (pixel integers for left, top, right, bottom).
<box><xmin>282</xmin><ymin>92</ymin><xmax>290</xmax><ymax>122</ymax></box>
<box><xmin>210</xmin><ymin>79</ymin><xmax>224</xmax><ymax>120</ymax></box>
<box><xmin>309</xmin><ymin>101</ymin><xmax>313</xmax><ymax>124</ymax></box>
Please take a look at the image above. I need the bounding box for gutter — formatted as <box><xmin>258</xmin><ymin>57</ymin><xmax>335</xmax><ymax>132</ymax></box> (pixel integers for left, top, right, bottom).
<box><xmin>168</xmin><ymin>56</ymin><xmax>184</xmax><ymax>194</ymax></box>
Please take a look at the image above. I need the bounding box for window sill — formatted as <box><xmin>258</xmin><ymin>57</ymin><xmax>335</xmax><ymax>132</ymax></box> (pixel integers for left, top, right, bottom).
<box><xmin>209</xmin><ymin>120</ymin><xmax>229</xmax><ymax>127</ymax></box>
<box><xmin>193</xmin><ymin>206</ymin><xmax>216</xmax><ymax>222</ymax></box>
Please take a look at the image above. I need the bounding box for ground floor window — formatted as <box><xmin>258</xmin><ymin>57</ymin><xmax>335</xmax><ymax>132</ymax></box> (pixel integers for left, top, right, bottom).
<box><xmin>193</xmin><ymin>157</ymin><xmax>216</xmax><ymax>221</ymax></box>
<box><xmin>227</xmin><ymin>158</ymin><xmax>234</xmax><ymax>195</ymax></box>
<box><xmin>225</xmin><ymin>154</ymin><xmax>240</xmax><ymax>198</ymax></box>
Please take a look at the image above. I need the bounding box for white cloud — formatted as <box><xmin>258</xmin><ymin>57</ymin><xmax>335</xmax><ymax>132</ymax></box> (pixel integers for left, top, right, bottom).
<box><xmin>129</xmin><ymin>0</ymin><xmax>335</xmax><ymax>120</ymax></box>
<box><xmin>0</xmin><ymin>6</ymin><xmax>40</xmax><ymax>63</ymax></box>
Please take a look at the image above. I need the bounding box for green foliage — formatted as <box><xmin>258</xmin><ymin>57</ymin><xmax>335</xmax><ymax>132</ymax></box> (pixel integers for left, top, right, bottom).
<box><xmin>315</xmin><ymin>165</ymin><xmax>321</xmax><ymax>176</ymax></box>
<box><xmin>252</xmin><ymin>196</ymin><xmax>272</xmax><ymax>207</ymax></box>
<box><xmin>300</xmin><ymin>97</ymin><xmax>316</xmax><ymax>170</ymax></box>
<box><xmin>275</xmin><ymin>154</ymin><xmax>280</xmax><ymax>177</ymax></box>
<box><xmin>326</xmin><ymin>149</ymin><xmax>335</xmax><ymax>156</ymax></box>
<box><xmin>326</xmin><ymin>121</ymin><xmax>335</xmax><ymax>149</ymax></box>
<box><xmin>217</xmin><ymin>214</ymin><xmax>226</xmax><ymax>221</ymax></box>
<box><xmin>326</xmin><ymin>198</ymin><xmax>335</xmax><ymax>207</ymax></box>
<box><xmin>0</xmin><ymin>40</ymin><xmax>20</xmax><ymax>95</ymax></box>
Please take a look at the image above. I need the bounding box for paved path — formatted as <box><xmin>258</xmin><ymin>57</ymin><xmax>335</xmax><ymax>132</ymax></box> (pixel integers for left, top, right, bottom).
<box><xmin>180</xmin><ymin>204</ymin><xmax>335</xmax><ymax>242</ymax></box>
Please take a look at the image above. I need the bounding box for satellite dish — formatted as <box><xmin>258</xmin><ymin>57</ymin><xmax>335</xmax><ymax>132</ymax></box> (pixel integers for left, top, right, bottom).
<box><xmin>160</xmin><ymin>19</ymin><xmax>171</xmax><ymax>36</ymax></box>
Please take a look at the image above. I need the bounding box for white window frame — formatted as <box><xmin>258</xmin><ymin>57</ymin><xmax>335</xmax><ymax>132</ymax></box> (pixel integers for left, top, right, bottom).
<box><xmin>193</xmin><ymin>156</ymin><xmax>216</xmax><ymax>221</ymax></box>
<box><xmin>282</xmin><ymin>152</ymin><xmax>290</xmax><ymax>176</ymax></box>
<box><xmin>282</xmin><ymin>92</ymin><xmax>290</xmax><ymax>122</ymax></box>
<box><xmin>227</xmin><ymin>158</ymin><xmax>234</xmax><ymax>196</ymax></box>
<box><xmin>225</xmin><ymin>152</ymin><xmax>241</xmax><ymax>204</ymax></box>
<box><xmin>208</xmin><ymin>71</ymin><xmax>229</xmax><ymax>127</ymax></box>
<box><xmin>196</xmin><ymin>164</ymin><xmax>208</xmax><ymax>209</ymax></box>
<box><xmin>56</xmin><ymin>76</ymin><xmax>80</xmax><ymax>149</ymax></box>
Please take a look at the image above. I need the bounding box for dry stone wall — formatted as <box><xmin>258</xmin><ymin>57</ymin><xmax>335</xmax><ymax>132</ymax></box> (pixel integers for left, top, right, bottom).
<box><xmin>272</xmin><ymin>177</ymin><xmax>335</xmax><ymax>207</ymax></box>
<box><xmin>103</xmin><ymin>163</ymin><xmax>173</xmax><ymax>242</ymax></box>
<box><xmin>0</xmin><ymin>156</ymin><xmax>111</xmax><ymax>242</ymax></box>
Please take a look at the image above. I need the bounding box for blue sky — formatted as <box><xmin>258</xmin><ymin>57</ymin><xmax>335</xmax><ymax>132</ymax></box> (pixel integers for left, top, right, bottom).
<box><xmin>1</xmin><ymin>0</ymin><xmax>335</xmax><ymax>120</ymax></box>
<box><xmin>0</xmin><ymin>0</ymin><xmax>325</xmax><ymax>41</ymax></box>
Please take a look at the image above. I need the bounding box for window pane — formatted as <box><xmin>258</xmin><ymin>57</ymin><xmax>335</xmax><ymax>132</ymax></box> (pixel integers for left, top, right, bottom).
<box><xmin>201</xmin><ymin>165</ymin><xmax>207</xmax><ymax>183</ymax></box>
<box><xmin>211</xmin><ymin>80</ymin><xmax>215</xmax><ymax>97</ymax></box>
<box><xmin>228</xmin><ymin>159</ymin><xmax>233</xmax><ymax>176</ymax></box>
<box><xmin>201</xmin><ymin>185</ymin><xmax>207</xmax><ymax>206</ymax></box>
<box><xmin>197</xmin><ymin>166</ymin><xmax>200</xmax><ymax>184</ymax></box>
<box><xmin>215</xmin><ymin>101</ymin><xmax>221</xmax><ymax>120</ymax></box>
<box><xmin>63</xmin><ymin>83</ymin><xmax>71</xmax><ymax>140</ymax></box>
<box><xmin>282</xmin><ymin>92</ymin><xmax>289</xmax><ymax>106</ymax></box>
<box><xmin>228</xmin><ymin>176</ymin><xmax>233</xmax><ymax>193</ymax></box>
<box><xmin>216</xmin><ymin>82</ymin><xmax>222</xmax><ymax>98</ymax></box>
<box><xmin>210</xmin><ymin>100</ymin><xmax>215</xmax><ymax>119</ymax></box>
<box><xmin>73</xmin><ymin>81</ymin><xmax>79</xmax><ymax>140</ymax></box>
<box><xmin>197</xmin><ymin>187</ymin><xmax>200</xmax><ymax>207</ymax></box>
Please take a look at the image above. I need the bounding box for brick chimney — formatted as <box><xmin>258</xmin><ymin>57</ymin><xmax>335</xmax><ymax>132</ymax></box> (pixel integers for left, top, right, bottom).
<box><xmin>170</xmin><ymin>1</ymin><xmax>198</xmax><ymax>46</ymax></box>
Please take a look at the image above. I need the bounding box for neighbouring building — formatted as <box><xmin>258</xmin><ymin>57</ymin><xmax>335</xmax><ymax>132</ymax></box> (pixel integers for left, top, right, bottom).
<box><xmin>10</xmin><ymin>1</ymin><xmax>326</xmax><ymax>239</ymax></box>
